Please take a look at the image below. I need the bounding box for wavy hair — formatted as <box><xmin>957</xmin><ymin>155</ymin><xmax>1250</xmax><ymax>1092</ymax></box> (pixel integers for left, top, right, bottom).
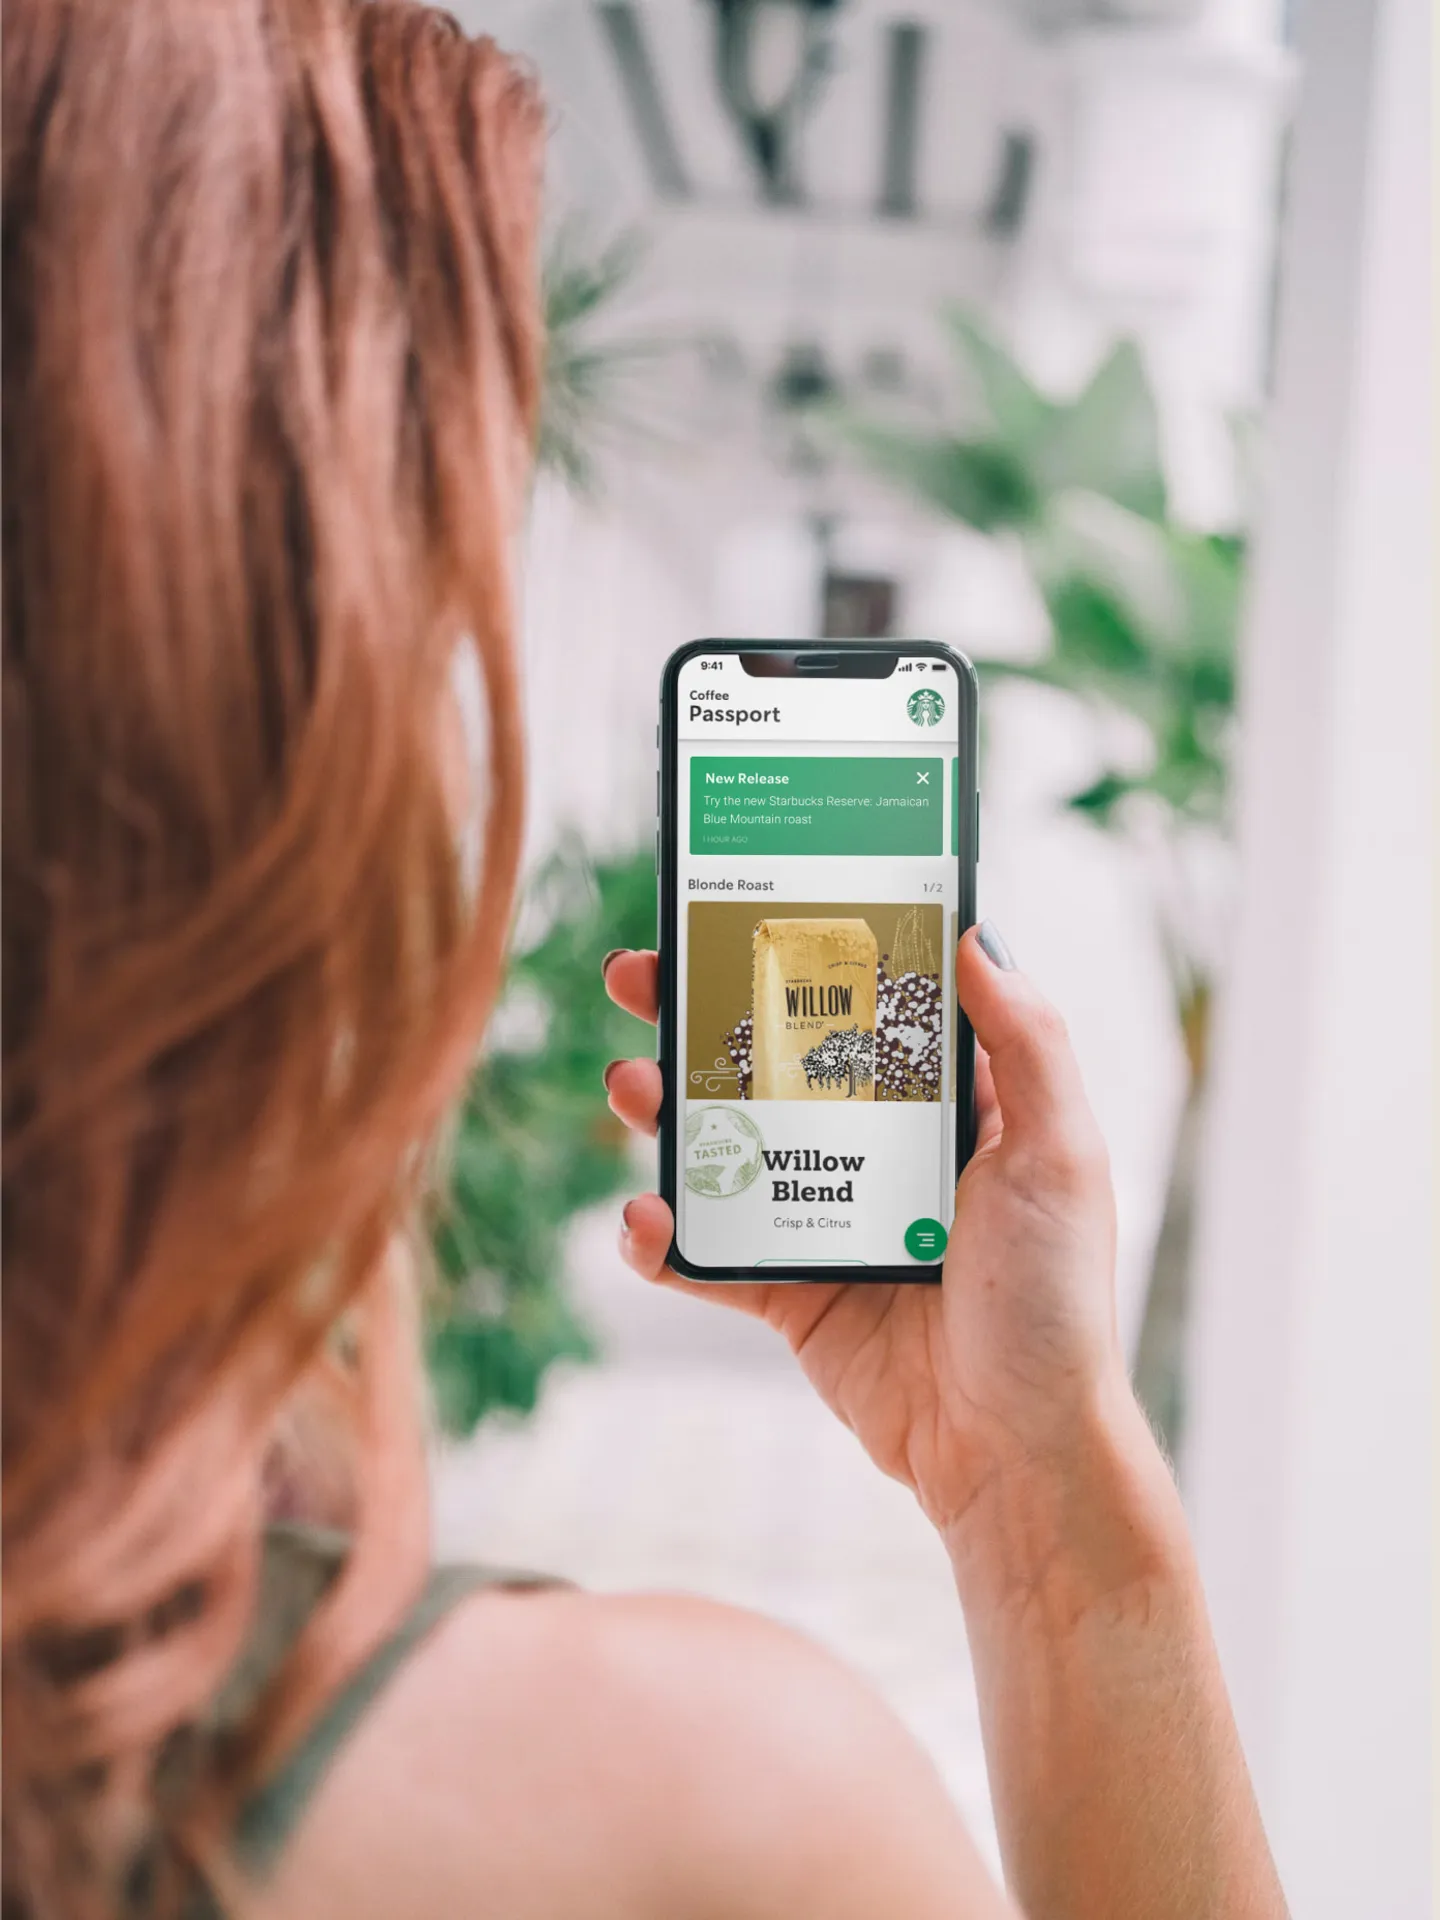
<box><xmin>2</xmin><ymin>2</ymin><xmax>543</xmax><ymax>1910</ymax></box>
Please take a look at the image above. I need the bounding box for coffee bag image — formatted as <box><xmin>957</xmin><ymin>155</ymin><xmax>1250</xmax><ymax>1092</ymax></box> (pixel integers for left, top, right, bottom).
<box><xmin>751</xmin><ymin>918</ymin><xmax>878</xmax><ymax>1101</ymax></box>
<box><xmin>686</xmin><ymin>901</ymin><xmax>943</xmax><ymax>1103</ymax></box>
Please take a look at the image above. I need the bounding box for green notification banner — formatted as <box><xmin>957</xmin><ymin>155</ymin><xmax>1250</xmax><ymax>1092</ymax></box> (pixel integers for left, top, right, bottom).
<box><xmin>690</xmin><ymin>756</ymin><xmax>943</xmax><ymax>856</ymax></box>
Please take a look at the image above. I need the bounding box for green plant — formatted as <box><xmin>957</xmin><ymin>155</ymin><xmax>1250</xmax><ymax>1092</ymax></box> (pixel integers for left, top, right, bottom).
<box><xmin>421</xmin><ymin>219</ymin><xmax>672</xmax><ymax>1439</ymax></box>
<box><xmin>839</xmin><ymin>313</ymin><xmax>1245</xmax><ymax>1457</ymax></box>
<box><xmin>538</xmin><ymin>225</ymin><xmax>641</xmax><ymax>492</ymax></box>
<box><xmin>538</xmin><ymin>223</ymin><xmax>687</xmax><ymax>496</ymax></box>
<box><xmin>426</xmin><ymin>841</ymin><xmax>657</xmax><ymax>1436</ymax></box>
<box><xmin>842</xmin><ymin>313</ymin><xmax>1168</xmax><ymax>531</ymax></box>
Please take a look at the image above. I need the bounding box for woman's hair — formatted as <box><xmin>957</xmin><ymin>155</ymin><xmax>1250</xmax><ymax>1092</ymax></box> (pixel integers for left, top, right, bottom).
<box><xmin>2</xmin><ymin>1</ymin><xmax>543</xmax><ymax>1909</ymax></box>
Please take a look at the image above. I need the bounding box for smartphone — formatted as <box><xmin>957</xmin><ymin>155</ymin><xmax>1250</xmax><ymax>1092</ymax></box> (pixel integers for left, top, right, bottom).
<box><xmin>657</xmin><ymin>639</ymin><xmax>978</xmax><ymax>1284</ymax></box>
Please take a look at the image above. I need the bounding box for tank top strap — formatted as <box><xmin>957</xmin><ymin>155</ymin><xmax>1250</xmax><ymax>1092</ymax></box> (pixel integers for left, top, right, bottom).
<box><xmin>231</xmin><ymin>1558</ymin><xmax>553</xmax><ymax>1878</ymax></box>
<box><xmin>178</xmin><ymin>1528</ymin><xmax>558</xmax><ymax>1917</ymax></box>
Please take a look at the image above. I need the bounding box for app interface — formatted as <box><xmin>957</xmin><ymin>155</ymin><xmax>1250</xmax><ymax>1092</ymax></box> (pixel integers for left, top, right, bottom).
<box><xmin>674</xmin><ymin>652</ymin><xmax>964</xmax><ymax>1271</ymax></box>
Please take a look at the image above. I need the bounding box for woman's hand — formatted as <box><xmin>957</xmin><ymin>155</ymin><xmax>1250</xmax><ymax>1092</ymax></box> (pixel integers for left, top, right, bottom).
<box><xmin>604</xmin><ymin>927</ymin><xmax>1289</xmax><ymax>1920</ymax></box>
<box><xmin>602</xmin><ymin>923</ymin><xmax>1130</xmax><ymax>1541</ymax></box>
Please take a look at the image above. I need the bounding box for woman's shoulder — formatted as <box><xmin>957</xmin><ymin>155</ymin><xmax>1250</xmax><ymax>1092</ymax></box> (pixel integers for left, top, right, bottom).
<box><xmin>265</xmin><ymin>1579</ymin><xmax>1012</xmax><ymax>1920</ymax></box>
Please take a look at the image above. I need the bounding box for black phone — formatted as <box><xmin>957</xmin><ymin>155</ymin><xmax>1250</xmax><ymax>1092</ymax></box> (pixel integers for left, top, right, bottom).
<box><xmin>657</xmin><ymin>638</ymin><xmax>979</xmax><ymax>1284</ymax></box>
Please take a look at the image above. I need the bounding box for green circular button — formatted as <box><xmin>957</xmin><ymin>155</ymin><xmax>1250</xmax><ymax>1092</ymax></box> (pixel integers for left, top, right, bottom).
<box><xmin>904</xmin><ymin>1217</ymin><xmax>948</xmax><ymax>1261</ymax></box>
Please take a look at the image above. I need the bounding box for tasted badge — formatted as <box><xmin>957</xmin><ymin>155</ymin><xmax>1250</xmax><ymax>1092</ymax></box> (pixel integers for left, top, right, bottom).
<box><xmin>685</xmin><ymin>1106</ymin><xmax>764</xmax><ymax>1198</ymax></box>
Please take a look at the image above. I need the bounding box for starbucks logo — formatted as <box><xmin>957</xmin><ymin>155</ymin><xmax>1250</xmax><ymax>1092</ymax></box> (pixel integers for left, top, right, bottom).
<box><xmin>907</xmin><ymin>687</ymin><xmax>945</xmax><ymax>727</ymax></box>
<box><xmin>685</xmin><ymin>1106</ymin><xmax>764</xmax><ymax>1198</ymax></box>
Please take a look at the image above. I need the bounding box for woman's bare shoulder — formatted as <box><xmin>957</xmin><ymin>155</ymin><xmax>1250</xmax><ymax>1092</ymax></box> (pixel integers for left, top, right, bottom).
<box><xmin>267</xmin><ymin>1580</ymin><xmax>1013</xmax><ymax>1920</ymax></box>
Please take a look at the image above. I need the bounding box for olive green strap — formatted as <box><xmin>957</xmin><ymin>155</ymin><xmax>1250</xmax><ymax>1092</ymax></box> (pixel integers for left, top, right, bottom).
<box><xmin>230</xmin><ymin>1562</ymin><xmax>499</xmax><ymax>1876</ymax></box>
<box><xmin>178</xmin><ymin>1556</ymin><xmax>556</xmax><ymax>1919</ymax></box>
<box><xmin>171</xmin><ymin>1543</ymin><xmax>560</xmax><ymax>1920</ymax></box>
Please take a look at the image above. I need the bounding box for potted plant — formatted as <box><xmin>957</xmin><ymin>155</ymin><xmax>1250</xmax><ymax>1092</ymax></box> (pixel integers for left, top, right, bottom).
<box><xmin>840</xmin><ymin>314</ymin><xmax>1243</xmax><ymax>1457</ymax></box>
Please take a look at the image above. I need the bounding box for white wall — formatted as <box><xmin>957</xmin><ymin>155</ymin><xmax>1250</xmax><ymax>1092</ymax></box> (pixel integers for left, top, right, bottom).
<box><xmin>1186</xmin><ymin>0</ymin><xmax>1433</xmax><ymax>1906</ymax></box>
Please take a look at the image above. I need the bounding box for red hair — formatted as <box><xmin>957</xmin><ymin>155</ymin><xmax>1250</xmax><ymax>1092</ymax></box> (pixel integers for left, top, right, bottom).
<box><xmin>2</xmin><ymin>1</ymin><xmax>544</xmax><ymax>1908</ymax></box>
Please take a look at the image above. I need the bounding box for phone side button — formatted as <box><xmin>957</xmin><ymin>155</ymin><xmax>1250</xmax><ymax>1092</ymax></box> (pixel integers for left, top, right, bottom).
<box><xmin>974</xmin><ymin>793</ymin><xmax>981</xmax><ymax>861</ymax></box>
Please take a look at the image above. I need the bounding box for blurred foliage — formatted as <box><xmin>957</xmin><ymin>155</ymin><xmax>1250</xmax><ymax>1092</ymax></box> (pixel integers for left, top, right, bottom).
<box><xmin>426</xmin><ymin>841</ymin><xmax>657</xmax><ymax>1437</ymax></box>
<box><xmin>539</xmin><ymin>223</ymin><xmax>685</xmax><ymax>497</ymax></box>
<box><xmin>842</xmin><ymin>313</ymin><xmax>1169</xmax><ymax>530</ymax></box>
<box><xmin>1015</xmin><ymin>515</ymin><xmax>1242</xmax><ymax>845</ymax></box>
<box><xmin>427</xmin><ymin>219</ymin><xmax>665</xmax><ymax>1439</ymax></box>
<box><xmin>840</xmin><ymin>312</ymin><xmax>1248</xmax><ymax>1458</ymax></box>
<box><xmin>539</xmin><ymin>225</ymin><xmax>641</xmax><ymax>492</ymax></box>
<box><xmin>837</xmin><ymin>309</ymin><xmax>1244</xmax><ymax>1002</ymax></box>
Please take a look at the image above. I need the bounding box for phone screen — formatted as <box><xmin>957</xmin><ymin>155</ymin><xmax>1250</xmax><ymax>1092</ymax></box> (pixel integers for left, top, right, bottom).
<box><xmin>669</xmin><ymin>647</ymin><xmax>971</xmax><ymax>1275</ymax></box>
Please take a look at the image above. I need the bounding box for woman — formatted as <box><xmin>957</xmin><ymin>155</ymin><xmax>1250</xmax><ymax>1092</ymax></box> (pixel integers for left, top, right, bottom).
<box><xmin>1</xmin><ymin>3</ymin><xmax>1288</xmax><ymax>1916</ymax></box>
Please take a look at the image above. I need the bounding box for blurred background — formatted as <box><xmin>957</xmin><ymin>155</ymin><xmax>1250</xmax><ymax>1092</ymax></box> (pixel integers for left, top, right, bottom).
<box><xmin>423</xmin><ymin>0</ymin><xmax>1430</xmax><ymax>1912</ymax></box>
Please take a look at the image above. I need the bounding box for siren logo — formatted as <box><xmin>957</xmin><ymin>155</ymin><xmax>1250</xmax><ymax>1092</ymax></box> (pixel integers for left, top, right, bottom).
<box><xmin>685</xmin><ymin>1106</ymin><xmax>764</xmax><ymax>1198</ymax></box>
<box><xmin>907</xmin><ymin>687</ymin><xmax>945</xmax><ymax>727</ymax></box>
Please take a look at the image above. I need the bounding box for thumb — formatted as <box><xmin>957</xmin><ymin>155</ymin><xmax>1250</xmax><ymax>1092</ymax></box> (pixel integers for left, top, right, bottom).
<box><xmin>956</xmin><ymin>923</ymin><xmax>1104</xmax><ymax>1174</ymax></box>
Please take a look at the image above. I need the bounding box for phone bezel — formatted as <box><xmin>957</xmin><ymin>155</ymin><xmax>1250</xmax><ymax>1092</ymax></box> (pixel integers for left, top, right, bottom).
<box><xmin>657</xmin><ymin>636</ymin><xmax>979</xmax><ymax>1285</ymax></box>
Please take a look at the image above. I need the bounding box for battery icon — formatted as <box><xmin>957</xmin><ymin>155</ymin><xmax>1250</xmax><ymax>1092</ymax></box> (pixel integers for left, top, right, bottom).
<box><xmin>931</xmin><ymin>663</ymin><xmax>945</xmax><ymax>671</ymax></box>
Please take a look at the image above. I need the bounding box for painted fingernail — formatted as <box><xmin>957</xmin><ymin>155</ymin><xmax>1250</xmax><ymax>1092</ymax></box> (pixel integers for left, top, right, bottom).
<box><xmin>976</xmin><ymin>920</ymin><xmax>1016</xmax><ymax>971</ymax></box>
<box><xmin>601</xmin><ymin>949</ymin><xmax>628</xmax><ymax>978</ymax></box>
<box><xmin>603</xmin><ymin>1059</ymin><xmax>623</xmax><ymax>1091</ymax></box>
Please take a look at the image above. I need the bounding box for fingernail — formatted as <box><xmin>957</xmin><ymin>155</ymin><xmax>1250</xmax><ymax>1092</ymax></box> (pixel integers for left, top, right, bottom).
<box><xmin>976</xmin><ymin>920</ymin><xmax>1016</xmax><ymax>971</ymax></box>
<box><xmin>601</xmin><ymin>948</ymin><xmax>628</xmax><ymax>978</ymax></box>
<box><xmin>603</xmin><ymin>1059</ymin><xmax>623</xmax><ymax>1091</ymax></box>
<box><xmin>620</xmin><ymin>1199</ymin><xmax>637</xmax><ymax>1234</ymax></box>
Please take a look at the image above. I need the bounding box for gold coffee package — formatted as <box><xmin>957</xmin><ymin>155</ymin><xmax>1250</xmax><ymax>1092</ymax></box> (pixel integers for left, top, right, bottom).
<box><xmin>751</xmin><ymin>918</ymin><xmax>878</xmax><ymax>1101</ymax></box>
